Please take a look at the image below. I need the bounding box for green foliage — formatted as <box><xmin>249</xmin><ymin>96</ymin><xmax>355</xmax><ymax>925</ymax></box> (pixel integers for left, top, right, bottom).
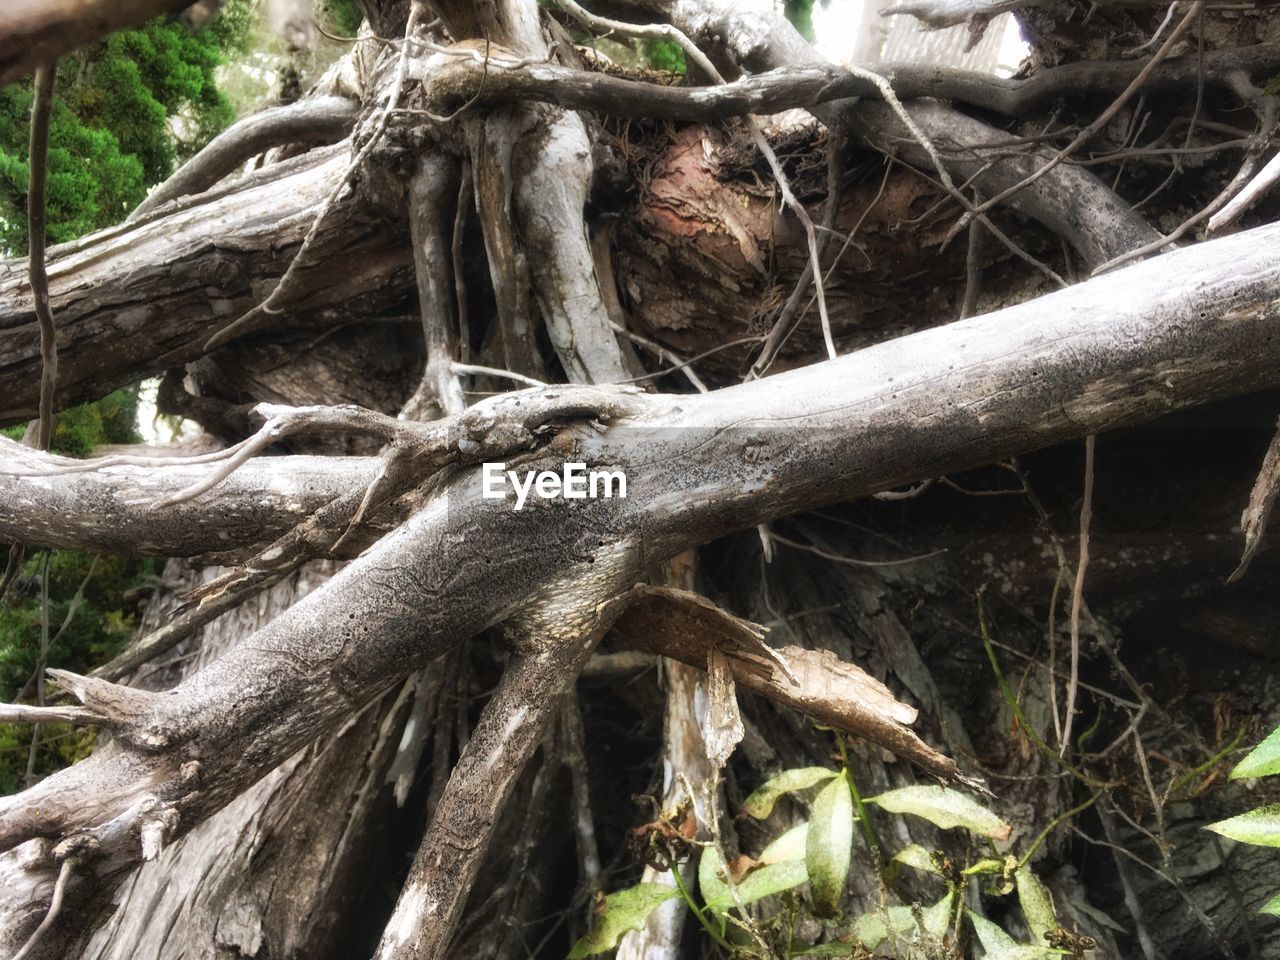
<box><xmin>319</xmin><ymin>0</ymin><xmax>365</xmax><ymax>36</ymax></box>
<box><xmin>784</xmin><ymin>0</ymin><xmax>817</xmax><ymax>41</ymax></box>
<box><xmin>640</xmin><ymin>39</ymin><xmax>686</xmax><ymax>75</ymax></box>
<box><xmin>744</xmin><ymin>766</ymin><xmax>838</xmax><ymax>818</ymax></box>
<box><xmin>568</xmin><ymin>883</ymin><xmax>680</xmax><ymax>957</ymax></box>
<box><xmin>1205</xmin><ymin>723</ymin><xmax>1280</xmax><ymax>914</ymax></box>
<box><xmin>1230</xmin><ymin>724</ymin><xmax>1280</xmax><ymax>780</ymax></box>
<box><xmin>865</xmin><ymin>784</ymin><xmax>1014</xmax><ymax>841</ymax></box>
<box><xmin>577</xmin><ymin>740</ymin><xmax>1063</xmax><ymax>958</ymax></box>
<box><xmin>0</xmin><ymin>549</ymin><xmax>155</xmax><ymax>793</ymax></box>
<box><xmin>967</xmin><ymin>909</ymin><xmax>1055</xmax><ymax>960</ymax></box>
<box><xmin>1207</xmin><ymin>804</ymin><xmax>1280</xmax><ymax>848</ymax></box>
<box><xmin>1</xmin><ymin>388</ymin><xmax>140</xmax><ymax>454</ymax></box>
<box><xmin>0</xmin><ymin>3</ymin><xmax>252</xmax><ymax>254</ymax></box>
<box><xmin>699</xmin><ymin>848</ymin><xmax>808</xmax><ymax>916</ymax></box>
<box><xmin>806</xmin><ymin>771</ymin><xmax>853</xmax><ymax>917</ymax></box>
<box><xmin>851</xmin><ymin>891</ymin><xmax>955</xmax><ymax>951</ymax></box>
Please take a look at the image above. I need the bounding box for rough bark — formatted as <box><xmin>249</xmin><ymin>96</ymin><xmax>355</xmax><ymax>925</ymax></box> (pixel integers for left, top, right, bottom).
<box><xmin>0</xmin><ymin>147</ymin><xmax>412</xmax><ymax>425</ymax></box>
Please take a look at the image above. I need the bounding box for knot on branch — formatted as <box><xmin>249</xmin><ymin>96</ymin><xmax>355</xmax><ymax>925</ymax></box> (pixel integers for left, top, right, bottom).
<box><xmin>137</xmin><ymin>800</ymin><xmax>180</xmax><ymax>861</ymax></box>
<box><xmin>51</xmin><ymin>832</ymin><xmax>100</xmax><ymax>867</ymax></box>
<box><xmin>45</xmin><ymin>669</ymin><xmax>167</xmax><ymax>750</ymax></box>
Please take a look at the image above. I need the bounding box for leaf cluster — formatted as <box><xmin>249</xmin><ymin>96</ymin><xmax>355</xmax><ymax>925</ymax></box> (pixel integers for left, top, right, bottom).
<box><xmin>0</xmin><ymin>3</ymin><xmax>253</xmax><ymax>255</ymax></box>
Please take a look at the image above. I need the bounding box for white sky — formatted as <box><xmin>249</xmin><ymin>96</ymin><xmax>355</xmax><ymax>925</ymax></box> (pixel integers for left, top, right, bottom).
<box><xmin>812</xmin><ymin>0</ymin><xmax>1030</xmax><ymax>75</ymax></box>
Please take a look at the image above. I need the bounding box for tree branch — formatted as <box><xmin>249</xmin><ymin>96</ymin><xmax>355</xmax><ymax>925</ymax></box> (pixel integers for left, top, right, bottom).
<box><xmin>0</xmin><ymin>147</ymin><xmax>411</xmax><ymax>425</ymax></box>
<box><xmin>418</xmin><ymin>46</ymin><xmax>1280</xmax><ymax>124</ymax></box>
<box><xmin>0</xmin><ymin>436</ymin><xmax>382</xmax><ymax>556</ymax></box>
<box><xmin>128</xmin><ymin>96</ymin><xmax>361</xmax><ymax>220</ymax></box>
<box><xmin>373</xmin><ymin>558</ymin><xmax>635</xmax><ymax>959</ymax></box>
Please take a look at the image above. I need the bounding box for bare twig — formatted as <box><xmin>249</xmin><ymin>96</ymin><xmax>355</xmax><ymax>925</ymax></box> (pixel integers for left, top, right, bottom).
<box><xmin>1207</xmin><ymin>148</ymin><xmax>1280</xmax><ymax>235</ymax></box>
<box><xmin>27</xmin><ymin>63</ymin><xmax>57</xmax><ymax>452</ymax></box>
<box><xmin>948</xmin><ymin>1</ymin><xmax>1206</xmax><ymax>243</ymax></box>
<box><xmin>11</xmin><ymin>854</ymin><xmax>76</xmax><ymax>960</ymax></box>
<box><xmin>1061</xmin><ymin>434</ymin><xmax>1095</xmax><ymax>755</ymax></box>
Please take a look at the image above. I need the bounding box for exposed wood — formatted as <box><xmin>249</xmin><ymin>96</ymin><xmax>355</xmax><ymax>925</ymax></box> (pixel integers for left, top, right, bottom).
<box><xmin>129</xmin><ymin>97</ymin><xmax>361</xmax><ymax>220</ymax></box>
<box><xmin>654</xmin><ymin>0</ymin><xmax>1163</xmax><ymax>268</ymax></box>
<box><xmin>0</xmin><ymin>148</ymin><xmax>412</xmax><ymax>425</ymax></box>
<box><xmin>0</xmin><ymin>437</ymin><xmax>382</xmax><ymax>556</ymax></box>
<box><xmin>615</xmin><ymin>585</ymin><xmax>965</xmax><ymax>783</ymax></box>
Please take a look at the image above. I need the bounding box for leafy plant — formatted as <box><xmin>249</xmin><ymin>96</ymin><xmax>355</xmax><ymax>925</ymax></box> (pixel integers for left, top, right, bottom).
<box><xmin>1206</xmin><ymin>723</ymin><xmax>1280</xmax><ymax>915</ymax></box>
<box><xmin>567</xmin><ymin>739</ymin><xmax>1081</xmax><ymax>958</ymax></box>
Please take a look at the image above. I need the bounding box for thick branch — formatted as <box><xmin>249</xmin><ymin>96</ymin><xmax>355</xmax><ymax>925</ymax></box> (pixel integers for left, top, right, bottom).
<box><xmin>0</xmin><ymin>437</ymin><xmax>382</xmax><ymax>556</ymax></box>
<box><xmin>419</xmin><ymin>46</ymin><xmax>1280</xmax><ymax>124</ymax></box>
<box><xmin>0</xmin><ymin>147</ymin><xmax>411</xmax><ymax>425</ymax></box>
<box><xmin>129</xmin><ymin>97</ymin><xmax>361</xmax><ymax>220</ymax></box>
<box><xmin>373</xmin><ymin>558</ymin><xmax>635</xmax><ymax>959</ymax></box>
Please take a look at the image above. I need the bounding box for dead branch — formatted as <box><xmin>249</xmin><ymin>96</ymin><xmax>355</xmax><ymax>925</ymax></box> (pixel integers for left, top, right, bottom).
<box><xmin>27</xmin><ymin>64</ymin><xmax>56</xmax><ymax>452</ymax></box>
<box><xmin>614</xmin><ymin>585</ymin><xmax>968</xmax><ymax>783</ymax></box>
<box><xmin>0</xmin><ymin>146</ymin><xmax>409</xmax><ymax>424</ymax></box>
<box><xmin>372</xmin><ymin>556</ymin><xmax>636</xmax><ymax>959</ymax></box>
<box><xmin>420</xmin><ymin>46</ymin><xmax>1280</xmax><ymax>125</ymax></box>
<box><xmin>0</xmin><ymin>435</ymin><xmax>382</xmax><ymax>556</ymax></box>
<box><xmin>129</xmin><ymin>96</ymin><xmax>360</xmax><ymax>220</ymax></box>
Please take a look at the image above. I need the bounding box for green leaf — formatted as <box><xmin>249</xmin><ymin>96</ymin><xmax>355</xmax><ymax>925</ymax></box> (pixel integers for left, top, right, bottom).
<box><xmin>698</xmin><ymin>847</ymin><xmax>730</xmax><ymax>912</ymax></box>
<box><xmin>867</xmin><ymin>785</ymin><xmax>1012</xmax><ymax>840</ymax></box>
<box><xmin>852</xmin><ymin>891</ymin><xmax>955</xmax><ymax>949</ymax></box>
<box><xmin>734</xmin><ymin>860</ymin><xmax>809</xmax><ymax>906</ymax></box>
<box><xmin>699</xmin><ymin>849</ymin><xmax>808</xmax><ymax>914</ymax></box>
<box><xmin>1015</xmin><ymin>864</ymin><xmax>1056</xmax><ymax>944</ymax></box>
<box><xmin>1231</xmin><ymin>725</ymin><xmax>1280</xmax><ymax>780</ymax></box>
<box><xmin>568</xmin><ymin>883</ymin><xmax>680</xmax><ymax>958</ymax></box>
<box><xmin>759</xmin><ymin>823</ymin><xmax>808</xmax><ymax>864</ymax></box>
<box><xmin>891</xmin><ymin>843</ymin><xmax>943</xmax><ymax>876</ymax></box>
<box><xmin>743</xmin><ymin>767</ymin><xmax>839</xmax><ymax>818</ymax></box>
<box><xmin>1261</xmin><ymin>891</ymin><xmax>1280</xmax><ymax>917</ymax></box>
<box><xmin>1206</xmin><ymin>805</ymin><xmax>1280</xmax><ymax>848</ymax></box>
<box><xmin>968</xmin><ymin>910</ymin><xmax>1055</xmax><ymax>960</ymax></box>
<box><xmin>807</xmin><ymin>771</ymin><xmax>854</xmax><ymax>917</ymax></box>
